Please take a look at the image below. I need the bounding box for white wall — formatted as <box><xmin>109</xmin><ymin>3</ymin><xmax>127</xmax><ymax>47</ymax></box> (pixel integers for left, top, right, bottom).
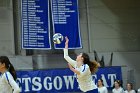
<box><xmin>88</xmin><ymin>0</ymin><xmax>140</xmax><ymax>52</ymax></box>
<box><xmin>0</xmin><ymin>0</ymin><xmax>15</xmax><ymax>55</ymax></box>
<box><xmin>9</xmin><ymin>55</ymin><xmax>33</xmax><ymax>70</ymax></box>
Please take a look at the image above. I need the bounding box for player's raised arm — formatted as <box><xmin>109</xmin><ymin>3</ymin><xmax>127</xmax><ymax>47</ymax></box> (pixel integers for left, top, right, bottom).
<box><xmin>65</xmin><ymin>36</ymin><xmax>69</xmax><ymax>49</ymax></box>
<box><xmin>63</xmin><ymin>36</ymin><xmax>76</xmax><ymax>67</ymax></box>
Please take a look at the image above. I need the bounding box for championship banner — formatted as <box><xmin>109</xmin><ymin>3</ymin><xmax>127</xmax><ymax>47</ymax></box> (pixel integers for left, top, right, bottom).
<box><xmin>51</xmin><ymin>0</ymin><xmax>82</xmax><ymax>49</ymax></box>
<box><xmin>17</xmin><ymin>66</ymin><xmax>122</xmax><ymax>93</ymax></box>
<box><xmin>21</xmin><ymin>0</ymin><xmax>51</xmax><ymax>49</ymax></box>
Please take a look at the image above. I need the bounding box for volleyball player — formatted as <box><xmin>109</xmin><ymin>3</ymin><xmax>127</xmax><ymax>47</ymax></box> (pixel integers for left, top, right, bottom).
<box><xmin>0</xmin><ymin>56</ymin><xmax>20</xmax><ymax>93</ymax></box>
<box><xmin>64</xmin><ymin>37</ymin><xmax>99</xmax><ymax>93</ymax></box>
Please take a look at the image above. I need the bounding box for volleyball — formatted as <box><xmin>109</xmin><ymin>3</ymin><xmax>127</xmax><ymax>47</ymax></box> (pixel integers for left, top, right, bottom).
<box><xmin>53</xmin><ymin>33</ymin><xmax>64</xmax><ymax>44</ymax></box>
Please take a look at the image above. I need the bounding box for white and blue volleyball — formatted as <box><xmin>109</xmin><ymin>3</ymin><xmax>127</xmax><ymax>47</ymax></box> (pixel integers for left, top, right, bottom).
<box><xmin>53</xmin><ymin>33</ymin><xmax>64</xmax><ymax>44</ymax></box>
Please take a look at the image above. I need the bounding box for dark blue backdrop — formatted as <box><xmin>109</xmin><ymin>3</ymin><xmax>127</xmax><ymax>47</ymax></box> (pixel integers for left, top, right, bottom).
<box><xmin>51</xmin><ymin>0</ymin><xmax>82</xmax><ymax>49</ymax></box>
<box><xmin>16</xmin><ymin>66</ymin><xmax>122</xmax><ymax>93</ymax></box>
<box><xmin>21</xmin><ymin>0</ymin><xmax>51</xmax><ymax>49</ymax></box>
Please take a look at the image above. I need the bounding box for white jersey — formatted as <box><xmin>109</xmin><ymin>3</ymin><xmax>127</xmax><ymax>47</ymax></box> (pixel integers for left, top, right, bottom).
<box><xmin>124</xmin><ymin>90</ymin><xmax>136</xmax><ymax>93</ymax></box>
<box><xmin>98</xmin><ymin>86</ymin><xmax>108</xmax><ymax>93</ymax></box>
<box><xmin>64</xmin><ymin>49</ymin><xmax>97</xmax><ymax>92</ymax></box>
<box><xmin>0</xmin><ymin>71</ymin><xmax>20</xmax><ymax>93</ymax></box>
<box><xmin>112</xmin><ymin>87</ymin><xmax>124</xmax><ymax>93</ymax></box>
<box><xmin>138</xmin><ymin>88</ymin><xmax>140</xmax><ymax>93</ymax></box>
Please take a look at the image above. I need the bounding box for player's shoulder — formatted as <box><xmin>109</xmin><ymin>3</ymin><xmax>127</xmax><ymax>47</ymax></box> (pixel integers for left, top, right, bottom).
<box><xmin>84</xmin><ymin>64</ymin><xmax>89</xmax><ymax>68</ymax></box>
<box><xmin>112</xmin><ymin>88</ymin><xmax>116</xmax><ymax>92</ymax></box>
<box><xmin>4</xmin><ymin>71</ymin><xmax>11</xmax><ymax>75</ymax></box>
<box><xmin>99</xmin><ymin>86</ymin><xmax>107</xmax><ymax>89</ymax></box>
<box><xmin>3</xmin><ymin>71</ymin><xmax>13</xmax><ymax>78</ymax></box>
<box><xmin>103</xmin><ymin>86</ymin><xmax>108</xmax><ymax>90</ymax></box>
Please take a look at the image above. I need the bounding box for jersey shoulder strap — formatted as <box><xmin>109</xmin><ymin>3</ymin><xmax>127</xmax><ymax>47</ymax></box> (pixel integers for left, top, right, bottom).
<box><xmin>5</xmin><ymin>72</ymin><xmax>12</xmax><ymax>87</ymax></box>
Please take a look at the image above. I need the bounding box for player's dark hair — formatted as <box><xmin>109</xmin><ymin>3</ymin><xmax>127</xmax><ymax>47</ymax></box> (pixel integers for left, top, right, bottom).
<box><xmin>0</xmin><ymin>56</ymin><xmax>17</xmax><ymax>80</ymax></box>
<box><xmin>98</xmin><ymin>79</ymin><xmax>104</xmax><ymax>86</ymax></box>
<box><xmin>127</xmin><ymin>83</ymin><xmax>133</xmax><ymax>89</ymax></box>
<box><xmin>113</xmin><ymin>80</ymin><xmax>122</xmax><ymax>89</ymax></box>
<box><xmin>82</xmin><ymin>53</ymin><xmax>99</xmax><ymax>74</ymax></box>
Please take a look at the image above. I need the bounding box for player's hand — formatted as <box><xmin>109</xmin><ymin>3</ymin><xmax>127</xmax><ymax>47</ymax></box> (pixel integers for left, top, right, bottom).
<box><xmin>68</xmin><ymin>63</ymin><xmax>80</xmax><ymax>75</ymax></box>
<box><xmin>65</xmin><ymin>36</ymin><xmax>69</xmax><ymax>46</ymax></box>
<box><xmin>64</xmin><ymin>36</ymin><xmax>69</xmax><ymax>48</ymax></box>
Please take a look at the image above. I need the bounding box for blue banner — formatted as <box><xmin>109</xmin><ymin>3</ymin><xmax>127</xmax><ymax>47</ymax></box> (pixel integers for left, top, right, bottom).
<box><xmin>21</xmin><ymin>0</ymin><xmax>51</xmax><ymax>49</ymax></box>
<box><xmin>17</xmin><ymin>66</ymin><xmax>122</xmax><ymax>93</ymax></box>
<box><xmin>51</xmin><ymin>0</ymin><xmax>82</xmax><ymax>49</ymax></box>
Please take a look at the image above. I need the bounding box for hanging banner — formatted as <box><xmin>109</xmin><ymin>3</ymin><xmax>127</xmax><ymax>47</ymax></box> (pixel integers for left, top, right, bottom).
<box><xmin>51</xmin><ymin>0</ymin><xmax>82</xmax><ymax>49</ymax></box>
<box><xmin>21</xmin><ymin>0</ymin><xmax>51</xmax><ymax>49</ymax></box>
<box><xmin>17</xmin><ymin>66</ymin><xmax>122</xmax><ymax>93</ymax></box>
